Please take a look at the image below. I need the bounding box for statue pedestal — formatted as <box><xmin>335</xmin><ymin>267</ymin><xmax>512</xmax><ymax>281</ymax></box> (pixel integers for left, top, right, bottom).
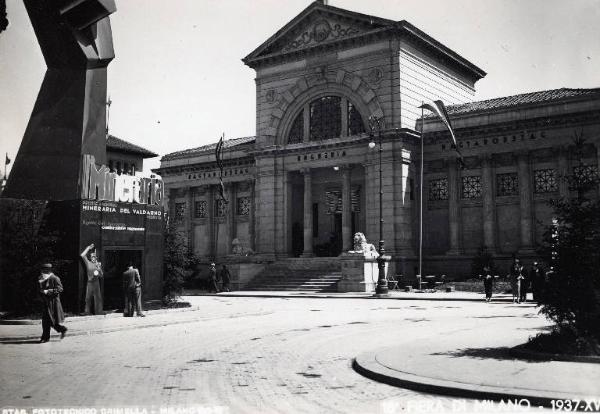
<box><xmin>338</xmin><ymin>252</ymin><xmax>391</xmax><ymax>293</ymax></box>
<box><xmin>223</xmin><ymin>255</ymin><xmax>266</xmax><ymax>290</ymax></box>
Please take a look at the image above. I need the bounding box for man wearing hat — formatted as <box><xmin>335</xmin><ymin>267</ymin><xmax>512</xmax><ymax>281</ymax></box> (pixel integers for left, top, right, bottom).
<box><xmin>38</xmin><ymin>263</ymin><xmax>68</xmax><ymax>343</ymax></box>
<box><xmin>209</xmin><ymin>263</ymin><xmax>219</xmax><ymax>293</ymax></box>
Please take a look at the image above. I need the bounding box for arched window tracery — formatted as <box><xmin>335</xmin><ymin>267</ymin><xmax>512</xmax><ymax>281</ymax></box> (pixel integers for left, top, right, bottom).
<box><xmin>286</xmin><ymin>95</ymin><xmax>365</xmax><ymax>144</ymax></box>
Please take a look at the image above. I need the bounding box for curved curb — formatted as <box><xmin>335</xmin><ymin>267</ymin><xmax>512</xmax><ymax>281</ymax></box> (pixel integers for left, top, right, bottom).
<box><xmin>352</xmin><ymin>351</ymin><xmax>597</xmax><ymax>409</ymax></box>
<box><xmin>510</xmin><ymin>345</ymin><xmax>600</xmax><ymax>364</ymax></box>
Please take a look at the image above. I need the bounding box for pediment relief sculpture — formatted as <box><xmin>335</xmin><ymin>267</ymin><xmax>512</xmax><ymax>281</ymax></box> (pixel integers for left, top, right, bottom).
<box><xmin>282</xmin><ymin>19</ymin><xmax>361</xmax><ymax>53</ymax></box>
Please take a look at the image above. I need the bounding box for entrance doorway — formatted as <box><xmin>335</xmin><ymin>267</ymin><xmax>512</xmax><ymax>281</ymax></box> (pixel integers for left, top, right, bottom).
<box><xmin>103</xmin><ymin>249</ymin><xmax>143</xmax><ymax>310</ymax></box>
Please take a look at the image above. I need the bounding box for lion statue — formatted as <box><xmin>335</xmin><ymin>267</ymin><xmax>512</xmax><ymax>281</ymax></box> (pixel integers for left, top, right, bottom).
<box><xmin>349</xmin><ymin>232</ymin><xmax>379</xmax><ymax>258</ymax></box>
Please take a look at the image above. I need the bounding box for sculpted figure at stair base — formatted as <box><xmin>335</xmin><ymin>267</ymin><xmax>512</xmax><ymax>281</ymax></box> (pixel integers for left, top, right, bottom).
<box><xmin>349</xmin><ymin>232</ymin><xmax>379</xmax><ymax>258</ymax></box>
<box><xmin>231</xmin><ymin>238</ymin><xmax>254</xmax><ymax>256</ymax></box>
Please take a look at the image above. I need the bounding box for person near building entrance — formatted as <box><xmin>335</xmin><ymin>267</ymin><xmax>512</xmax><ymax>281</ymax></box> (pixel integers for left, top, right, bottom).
<box><xmin>81</xmin><ymin>243</ymin><xmax>104</xmax><ymax>314</ymax></box>
<box><xmin>530</xmin><ymin>262</ymin><xmax>545</xmax><ymax>302</ymax></box>
<box><xmin>209</xmin><ymin>263</ymin><xmax>219</xmax><ymax>293</ymax></box>
<box><xmin>482</xmin><ymin>265</ymin><xmax>493</xmax><ymax>302</ymax></box>
<box><xmin>123</xmin><ymin>262</ymin><xmax>145</xmax><ymax>317</ymax></box>
<box><xmin>38</xmin><ymin>263</ymin><xmax>67</xmax><ymax>343</ymax></box>
<box><xmin>509</xmin><ymin>258</ymin><xmax>525</xmax><ymax>303</ymax></box>
<box><xmin>220</xmin><ymin>264</ymin><xmax>231</xmax><ymax>292</ymax></box>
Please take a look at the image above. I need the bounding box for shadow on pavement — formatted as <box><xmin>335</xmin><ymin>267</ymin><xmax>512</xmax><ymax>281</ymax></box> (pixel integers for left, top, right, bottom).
<box><xmin>432</xmin><ymin>346</ymin><xmax>546</xmax><ymax>363</ymax></box>
<box><xmin>0</xmin><ymin>339</ymin><xmax>43</xmax><ymax>345</ymax></box>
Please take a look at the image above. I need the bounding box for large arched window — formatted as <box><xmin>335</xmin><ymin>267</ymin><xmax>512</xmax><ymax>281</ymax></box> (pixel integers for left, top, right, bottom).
<box><xmin>287</xmin><ymin>95</ymin><xmax>365</xmax><ymax>144</ymax></box>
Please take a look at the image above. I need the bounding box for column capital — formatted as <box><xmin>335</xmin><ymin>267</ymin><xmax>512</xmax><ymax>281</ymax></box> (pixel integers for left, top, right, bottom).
<box><xmin>481</xmin><ymin>153</ymin><xmax>493</xmax><ymax>165</ymax></box>
<box><xmin>299</xmin><ymin>167</ymin><xmax>312</xmax><ymax>175</ymax></box>
<box><xmin>516</xmin><ymin>149</ymin><xmax>530</xmax><ymax>160</ymax></box>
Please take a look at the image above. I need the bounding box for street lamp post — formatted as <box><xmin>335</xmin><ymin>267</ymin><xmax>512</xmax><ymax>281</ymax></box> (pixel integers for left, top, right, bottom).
<box><xmin>369</xmin><ymin>115</ymin><xmax>388</xmax><ymax>296</ymax></box>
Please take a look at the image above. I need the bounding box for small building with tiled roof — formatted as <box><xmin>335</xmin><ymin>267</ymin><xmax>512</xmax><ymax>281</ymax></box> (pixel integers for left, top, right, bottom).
<box><xmin>157</xmin><ymin>1</ymin><xmax>600</xmax><ymax>288</ymax></box>
<box><xmin>106</xmin><ymin>134</ymin><xmax>158</xmax><ymax>175</ymax></box>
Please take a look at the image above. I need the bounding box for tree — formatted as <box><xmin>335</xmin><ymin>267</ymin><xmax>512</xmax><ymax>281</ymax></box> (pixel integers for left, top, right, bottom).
<box><xmin>538</xmin><ymin>133</ymin><xmax>600</xmax><ymax>341</ymax></box>
<box><xmin>162</xmin><ymin>221</ymin><xmax>200</xmax><ymax>304</ymax></box>
<box><xmin>0</xmin><ymin>200</ymin><xmax>70</xmax><ymax>314</ymax></box>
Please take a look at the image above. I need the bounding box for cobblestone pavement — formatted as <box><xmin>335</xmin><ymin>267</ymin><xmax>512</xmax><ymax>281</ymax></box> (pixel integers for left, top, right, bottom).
<box><xmin>0</xmin><ymin>296</ymin><xmax>548</xmax><ymax>413</ymax></box>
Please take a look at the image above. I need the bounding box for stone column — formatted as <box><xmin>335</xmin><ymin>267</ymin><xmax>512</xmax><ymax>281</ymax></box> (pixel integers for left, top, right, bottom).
<box><xmin>249</xmin><ymin>179</ymin><xmax>256</xmax><ymax>252</ymax></box>
<box><xmin>341</xmin><ymin>165</ymin><xmax>352</xmax><ymax>252</ymax></box>
<box><xmin>186</xmin><ymin>187</ymin><xmax>194</xmax><ymax>252</ymax></box>
<box><xmin>228</xmin><ymin>183</ymin><xmax>236</xmax><ymax>254</ymax></box>
<box><xmin>447</xmin><ymin>159</ymin><xmax>462</xmax><ymax>254</ymax></box>
<box><xmin>481</xmin><ymin>155</ymin><xmax>496</xmax><ymax>252</ymax></box>
<box><xmin>518</xmin><ymin>151</ymin><xmax>535</xmax><ymax>252</ymax></box>
<box><xmin>301</xmin><ymin>168</ymin><xmax>314</xmax><ymax>257</ymax></box>
<box><xmin>557</xmin><ymin>146</ymin><xmax>569</xmax><ymax>198</ymax></box>
<box><xmin>208</xmin><ymin>185</ymin><xmax>215</xmax><ymax>258</ymax></box>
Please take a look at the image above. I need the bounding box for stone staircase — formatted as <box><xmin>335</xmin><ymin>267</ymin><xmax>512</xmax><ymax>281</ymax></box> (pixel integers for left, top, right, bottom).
<box><xmin>242</xmin><ymin>258</ymin><xmax>342</xmax><ymax>292</ymax></box>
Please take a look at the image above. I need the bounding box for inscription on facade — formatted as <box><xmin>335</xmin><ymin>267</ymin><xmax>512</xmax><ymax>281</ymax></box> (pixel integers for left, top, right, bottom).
<box><xmin>432</xmin><ymin>130</ymin><xmax>547</xmax><ymax>150</ymax></box>
<box><xmin>296</xmin><ymin>150</ymin><xmax>347</xmax><ymax>163</ymax></box>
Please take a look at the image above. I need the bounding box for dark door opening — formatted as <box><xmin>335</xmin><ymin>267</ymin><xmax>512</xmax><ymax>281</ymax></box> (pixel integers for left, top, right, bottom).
<box><xmin>103</xmin><ymin>249</ymin><xmax>143</xmax><ymax>310</ymax></box>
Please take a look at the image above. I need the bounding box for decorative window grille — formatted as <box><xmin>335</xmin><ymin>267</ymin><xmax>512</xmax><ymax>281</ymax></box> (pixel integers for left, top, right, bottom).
<box><xmin>497</xmin><ymin>173</ymin><xmax>519</xmax><ymax>196</ymax></box>
<box><xmin>215</xmin><ymin>199</ymin><xmax>227</xmax><ymax>217</ymax></box>
<box><xmin>428</xmin><ymin>178</ymin><xmax>448</xmax><ymax>201</ymax></box>
<box><xmin>534</xmin><ymin>169</ymin><xmax>557</xmax><ymax>193</ymax></box>
<box><xmin>237</xmin><ymin>197</ymin><xmax>251</xmax><ymax>216</ymax></box>
<box><xmin>325</xmin><ymin>187</ymin><xmax>361</xmax><ymax>214</ymax></box>
<box><xmin>174</xmin><ymin>202</ymin><xmax>185</xmax><ymax>223</ymax></box>
<box><xmin>351</xmin><ymin>187</ymin><xmax>361</xmax><ymax>213</ymax></box>
<box><xmin>461</xmin><ymin>176</ymin><xmax>482</xmax><ymax>199</ymax></box>
<box><xmin>347</xmin><ymin>101</ymin><xmax>365</xmax><ymax>136</ymax></box>
<box><xmin>288</xmin><ymin>110</ymin><xmax>304</xmax><ymax>144</ymax></box>
<box><xmin>325</xmin><ymin>190</ymin><xmax>342</xmax><ymax>214</ymax></box>
<box><xmin>194</xmin><ymin>200</ymin><xmax>207</xmax><ymax>218</ymax></box>
<box><xmin>572</xmin><ymin>165</ymin><xmax>599</xmax><ymax>186</ymax></box>
<box><xmin>310</xmin><ymin>96</ymin><xmax>341</xmax><ymax>140</ymax></box>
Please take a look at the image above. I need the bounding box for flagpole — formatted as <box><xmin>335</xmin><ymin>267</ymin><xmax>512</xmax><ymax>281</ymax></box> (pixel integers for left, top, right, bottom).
<box><xmin>419</xmin><ymin>104</ymin><xmax>424</xmax><ymax>291</ymax></box>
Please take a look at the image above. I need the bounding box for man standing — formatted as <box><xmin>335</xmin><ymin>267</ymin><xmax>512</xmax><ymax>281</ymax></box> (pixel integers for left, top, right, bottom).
<box><xmin>38</xmin><ymin>263</ymin><xmax>67</xmax><ymax>343</ymax></box>
<box><xmin>220</xmin><ymin>264</ymin><xmax>231</xmax><ymax>292</ymax></box>
<box><xmin>509</xmin><ymin>258</ymin><xmax>524</xmax><ymax>303</ymax></box>
<box><xmin>80</xmin><ymin>243</ymin><xmax>103</xmax><ymax>314</ymax></box>
<box><xmin>123</xmin><ymin>262</ymin><xmax>145</xmax><ymax>317</ymax></box>
<box><xmin>530</xmin><ymin>262</ymin><xmax>545</xmax><ymax>302</ymax></box>
<box><xmin>209</xmin><ymin>263</ymin><xmax>219</xmax><ymax>293</ymax></box>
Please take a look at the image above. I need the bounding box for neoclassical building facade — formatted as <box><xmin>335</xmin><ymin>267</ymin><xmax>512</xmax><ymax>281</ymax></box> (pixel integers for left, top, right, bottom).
<box><xmin>156</xmin><ymin>1</ymin><xmax>600</xmax><ymax>279</ymax></box>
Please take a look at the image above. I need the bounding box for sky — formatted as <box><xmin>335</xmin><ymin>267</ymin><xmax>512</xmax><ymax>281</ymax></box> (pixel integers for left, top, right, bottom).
<box><xmin>1</xmin><ymin>0</ymin><xmax>599</xmax><ymax>174</ymax></box>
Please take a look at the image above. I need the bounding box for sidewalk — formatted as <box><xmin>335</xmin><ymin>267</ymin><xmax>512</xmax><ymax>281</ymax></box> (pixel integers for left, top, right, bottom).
<box><xmin>354</xmin><ymin>328</ymin><xmax>600</xmax><ymax>407</ymax></box>
<box><xmin>0</xmin><ymin>296</ymin><xmax>273</xmax><ymax>342</ymax></box>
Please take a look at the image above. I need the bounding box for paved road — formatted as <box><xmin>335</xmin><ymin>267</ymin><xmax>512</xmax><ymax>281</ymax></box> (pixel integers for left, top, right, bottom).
<box><xmin>0</xmin><ymin>295</ymin><xmax>548</xmax><ymax>413</ymax></box>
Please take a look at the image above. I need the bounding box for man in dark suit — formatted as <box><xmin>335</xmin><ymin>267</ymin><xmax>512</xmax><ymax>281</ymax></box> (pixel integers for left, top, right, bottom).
<box><xmin>38</xmin><ymin>263</ymin><xmax>68</xmax><ymax>343</ymax></box>
<box><xmin>122</xmin><ymin>262</ymin><xmax>145</xmax><ymax>317</ymax></box>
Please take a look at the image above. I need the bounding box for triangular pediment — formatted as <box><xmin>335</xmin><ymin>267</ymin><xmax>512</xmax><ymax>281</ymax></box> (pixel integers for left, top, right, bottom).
<box><xmin>244</xmin><ymin>2</ymin><xmax>394</xmax><ymax>66</ymax></box>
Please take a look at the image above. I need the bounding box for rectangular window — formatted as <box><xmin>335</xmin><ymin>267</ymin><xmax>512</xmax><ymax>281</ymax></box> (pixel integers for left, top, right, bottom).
<box><xmin>174</xmin><ymin>202</ymin><xmax>185</xmax><ymax>223</ymax></box>
<box><xmin>428</xmin><ymin>178</ymin><xmax>449</xmax><ymax>201</ymax></box>
<box><xmin>325</xmin><ymin>190</ymin><xmax>342</xmax><ymax>214</ymax></box>
<box><xmin>461</xmin><ymin>176</ymin><xmax>482</xmax><ymax>199</ymax></box>
<box><xmin>497</xmin><ymin>173</ymin><xmax>519</xmax><ymax>196</ymax></box>
<box><xmin>194</xmin><ymin>200</ymin><xmax>207</xmax><ymax>218</ymax></box>
<box><xmin>571</xmin><ymin>165</ymin><xmax>599</xmax><ymax>189</ymax></box>
<box><xmin>534</xmin><ymin>169</ymin><xmax>557</xmax><ymax>193</ymax></box>
<box><xmin>237</xmin><ymin>197</ymin><xmax>250</xmax><ymax>216</ymax></box>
